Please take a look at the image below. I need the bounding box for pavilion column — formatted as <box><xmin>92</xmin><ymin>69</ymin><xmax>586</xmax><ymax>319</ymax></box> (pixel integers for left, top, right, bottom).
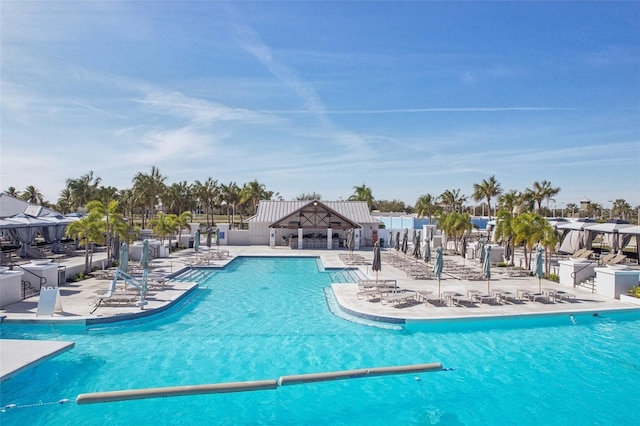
<box><xmin>327</xmin><ymin>228</ymin><xmax>332</xmax><ymax>249</ymax></box>
<box><xmin>298</xmin><ymin>228</ymin><xmax>304</xmax><ymax>249</ymax></box>
<box><xmin>269</xmin><ymin>228</ymin><xmax>276</xmax><ymax>248</ymax></box>
<box><xmin>354</xmin><ymin>228</ymin><xmax>361</xmax><ymax>250</ymax></box>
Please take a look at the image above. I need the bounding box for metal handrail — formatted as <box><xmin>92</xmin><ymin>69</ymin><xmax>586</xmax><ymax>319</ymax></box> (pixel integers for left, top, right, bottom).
<box><xmin>11</xmin><ymin>263</ymin><xmax>47</xmax><ymax>288</ymax></box>
<box><xmin>570</xmin><ymin>260</ymin><xmax>596</xmax><ymax>288</ymax></box>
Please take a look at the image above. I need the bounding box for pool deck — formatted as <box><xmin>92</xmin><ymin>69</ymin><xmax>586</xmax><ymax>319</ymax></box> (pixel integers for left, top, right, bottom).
<box><xmin>1</xmin><ymin>245</ymin><xmax>639</xmax><ymax>380</ymax></box>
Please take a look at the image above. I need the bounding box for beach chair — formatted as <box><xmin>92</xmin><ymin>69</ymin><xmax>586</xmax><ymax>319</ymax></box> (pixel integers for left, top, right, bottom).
<box><xmin>606</xmin><ymin>254</ymin><xmax>627</xmax><ymax>265</ymax></box>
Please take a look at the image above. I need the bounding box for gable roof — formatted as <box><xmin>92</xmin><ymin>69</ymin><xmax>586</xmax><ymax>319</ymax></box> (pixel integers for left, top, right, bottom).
<box><xmin>247</xmin><ymin>200</ymin><xmax>380</xmax><ymax>229</ymax></box>
<box><xmin>0</xmin><ymin>194</ymin><xmax>57</xmax><ymax>218</ymax></box>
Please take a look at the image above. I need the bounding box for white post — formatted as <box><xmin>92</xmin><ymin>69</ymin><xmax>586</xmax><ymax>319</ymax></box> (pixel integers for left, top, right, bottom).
<box><xmin>298</xmin><ymin>228</ymin><xmax>304</xmax><ymax>250</ymax></box>
<box><xmin>269</xmin><ymin>229</ymin><xmax>276</xmax><ymax>248</ymax></box>
<box><xmin>327</xmin><ymin>228</ymin><xmax>332</xmax><ymax>249</ymax></box>
<box><xmin>354</xmin><ymin>229</ymin><xmax>361</xmax><ymax>250</ymax></box>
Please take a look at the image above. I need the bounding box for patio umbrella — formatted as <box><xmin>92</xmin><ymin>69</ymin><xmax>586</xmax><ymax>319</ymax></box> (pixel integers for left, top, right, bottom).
<box><xmin>140</xmin><ymin>239</ymin><xmax>150</xmax><ymax>297</ymax></box>
<box><xmin>504</xmin><ymin>237</ymin><xmax>512</xmax><ymax>264</ymax></box>
<box><xmin>140</xmin><ymin>239</ymin><xmax>150</xmax><ymax>270</ymax></box>
<box><xmin>346</xmin><ymin>228</ymin><xmax>355</xmax><ymax>254</ymax></box>
<box><xmin>461</xmin><ymin>235</ymin><xmax>467</xmax><ymax>265</ymax></box>
<box><xmin>483</xmin><ymin>245</ymin><xmax>492</xmax><ymax>293</ymax></box>
<box><xmin>372</xmin><ymin>241</ymin><xmax>381</xmax><ymax>283</ymax></box>
<box><xmin>401</xmin><ymin>229</ymin><xmax>408</xmax><ymax>254</ymax></box>
<box><xmin>194</xmin><ymin>229</ymin><xmax>200</xmax><ymax>252</ymax></box>
<box><xmin>433</xmin><ymin>246</ymin><xmax>444</xmax><ymax>296</ymax></box>
<box><xmin>119</xmin><ymin>242</ymin><xmax>129</xmax><ymax>273</ymax></box>
<box><xmin>206</xmin><ymin>228</ymin><xmax>212</xmax><ymax>248</ymax></box>
<box><xmin>478</xmin><ymin>239</ymin><xmax>486</xmax><ymax>264</ymax></box>
<box><xmin>215</xmin><ymin>228</ymin><xmax>220</xmax><ymax>250</ymax></box>
<box><xmin>424</xmin><ymin>238</ymin><xmax>431</xmax><ymax>263</ymax></box>
<box><xmin>534</xmin><ymin>244</ymin><xmax>544</xmax><ymax>293</ymax></box>
<box><xmin>413</xmin><ymin>231</ymin><xmax>421</xmax><ymax>258</ymax></box>
<box><xmin>395</xmin><ymin>232</ymin><xmax>400</xmax><ymax>251</ymax></box>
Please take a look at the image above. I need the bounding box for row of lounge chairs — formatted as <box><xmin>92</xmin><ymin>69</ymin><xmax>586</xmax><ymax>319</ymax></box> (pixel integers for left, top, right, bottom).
<box><xmin>339</xmin><ymin>253</ymin><xmax>367</xmax><ymax>265</ymax></box>
<box><xmin>355</xmin><ymin>280</ymin><xmax>579</xmax><ymax>309</ymax></box>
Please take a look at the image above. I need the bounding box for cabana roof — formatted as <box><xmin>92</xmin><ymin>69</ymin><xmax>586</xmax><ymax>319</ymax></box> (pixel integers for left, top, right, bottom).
<box><xmin>247</xmin><ymin>200</ymin><xmax>380</xmax><ymax>230</ymax></box>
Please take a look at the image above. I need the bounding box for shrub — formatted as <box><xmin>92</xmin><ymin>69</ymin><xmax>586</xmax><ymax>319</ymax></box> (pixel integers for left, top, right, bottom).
<box><xmin>628</xmin><ymin>286</ymin><xmax>640</xmax><ymax>298</ymax></box>
<box><xmin>547</xmin><ymin>273</ymin><xmax>560</xmax><ymax>283</ymax></box>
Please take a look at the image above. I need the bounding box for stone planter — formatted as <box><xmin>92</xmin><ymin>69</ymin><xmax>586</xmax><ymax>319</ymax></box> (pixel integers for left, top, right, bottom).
<box><xmin>619</xmin><ymin>294</ymin><xmax>640</xmax><ymax>306</ymax></box>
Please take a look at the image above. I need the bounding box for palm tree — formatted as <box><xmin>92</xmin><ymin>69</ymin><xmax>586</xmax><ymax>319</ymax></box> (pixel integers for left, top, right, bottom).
<box><xmin>65</xmin><ymin>212</ymin><xmax>105</xmax><ymax>274</ymax></box>
<box><xmin>240</xmin><ymin>179</ymin><xmax>267</xmax><ymax>215</ymax></box>
<box><xmin>440</xmin><ymin>189</ymin><xmax>467</xmax><ymax>213</ymax></box>
<box><xmin>437</xmin><ymin>211</ymin><xmax>472</xmax><ymax>252</ymax></box>
<box><xmin>220</xmin><ymin>182</ymin><xmax>241</xmax><ymax>227</ymax></box>
<box><xmin>150</xmin><ymin>213</ymin><xmax>179</xmax><ymax>247</ymax></box>
<box><xmin>132</xmin><ymin>166</ymin><xmax>166</xmax><ymax>228</ymax></box>
<box><xmin>472</xmin><ymin>175</ymin><xmax>502</xmax><ymax>220</ymax></box>
<box><xmin>348</xmin><ymin>184</ymin><xmax>374</xmax><ymax>209</ymax></box>
<box><xmin>117</xmin><ymin>188</ymin><xmax>136</xmax><ymax>225</ymax></box>
<box><xmin>86</xmin><ymin>199</ymin><xmax>127</xmax><ymax>266</ymax></box>
<box><xmin>193</xmin><ymin>178</ymin><xmax>219</xmax><ymax>227</ymax></box>
<box><xmin>56</xmin><ymin>188</ymin><xmax>74</xmax><ymax>213</ymax></box>
<box><xmin>612</xmin><ymin>199</ymin><xmax>632</xmax><ymax>221</ymax></box>
<box><xmin>65</xmin><ymin>171</ymin><xmax>102</xmax><ymax>211</ymax></box>
<box><xmin>512</xmin><ymin>212</ymin><xmax>549</xmax><ymax>270</ymax></box>
<box><xmin>565</xmin><ymin>203</ymin><xmax>578</xmax><ymax>218</ymax></box>
<box><xmin>497</xmin><ymin>190</ymin><xmax>524</xmax><ymax>216</ymax></box>
<box><xmin>296</xmin><ymin>192</ymin><xmax>322</xmax><ymax>201</ymax></box>
<box><xmin>162</xmin><ymin>181</ymin><xmax>194</xmax><ymax>215</ymax></box>
<box><xmin>4</xmin><ymin>187</ymin><xmax>20</xmax><ymax>197</ymax></box>
<box><xmin>21</xmin><ymin>185</ymin><xmax>45</xmax><ymax>205</ymax></box>
<box><xmin>494</xmin><ymin>208</ymin><xmax>517</xmax><ymax>265</ymax></box>
<box><xmin>527</xmin><ymin>180</ymin><xmax>560</xmax><ymax>215</ymax></box>
<box><xmin>414</xmin><ymin>194</ymin><xmax>439</xmax><ymax>224</ymax></box>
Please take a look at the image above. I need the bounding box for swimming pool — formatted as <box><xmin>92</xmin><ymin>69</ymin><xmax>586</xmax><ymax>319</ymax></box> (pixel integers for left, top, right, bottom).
<box><xmin>1</xmin><ymin>256</ymin><xmax>639</xmax><ymax>425</ymax></box>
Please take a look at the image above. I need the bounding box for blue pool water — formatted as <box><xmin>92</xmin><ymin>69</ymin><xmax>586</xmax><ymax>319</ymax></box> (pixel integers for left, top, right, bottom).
<box><xmin>1</xmin><ymin>257</ymin><xmax>639</xmax><ymax>425</ymax></box>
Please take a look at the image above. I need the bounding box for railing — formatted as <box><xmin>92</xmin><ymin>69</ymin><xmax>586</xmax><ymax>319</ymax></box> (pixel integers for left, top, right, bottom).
<box><xmin>570</xmin><ymin>260</ymin><xmax>596</xmax><ymax>290</ymax></box>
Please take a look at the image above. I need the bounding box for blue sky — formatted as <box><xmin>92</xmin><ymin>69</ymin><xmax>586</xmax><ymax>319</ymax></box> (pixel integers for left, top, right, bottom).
<box><xmin>2</xmin><ymin>1</ymin><xmax>639</xmax><ymax>209</ymax></box>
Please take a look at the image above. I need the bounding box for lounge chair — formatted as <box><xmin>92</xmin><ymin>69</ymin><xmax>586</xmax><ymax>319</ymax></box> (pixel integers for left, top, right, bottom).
<box><xmin>517</xmin><ymin>289</ymin><xmax>549</xmax><ymax>303</ymax></box>
<box><xmin>573</xmin><ymin>249</ymin><xmax>594</xmax><ymax>259</ymax></box>
<box><xmin>451</xmin><ymin>294</ymin><xmax>476</xmax><ymax>307</ymax></box>
<box><xmin>598</xmin><ymin>253</ymin><xmax>617</xmax><ymax>265</ymax></box>
<box><xmin>606</xmin><ymin>254</ymin><xmax>627</xmax><ymax>265</ymax></box>
<box><xmin>380</xmin><ymin>290</ymin><xmax>417</xmax><ymax>307</ymax></box>
<box><xmin>572</xmin><ymin>248</ymin><xmax>587</xmax><ymax>257</ymax></box>
<box><xmin>554</xmin><ymin>290</ymin><xmax>576</xmax><ymax>302</ymax></box>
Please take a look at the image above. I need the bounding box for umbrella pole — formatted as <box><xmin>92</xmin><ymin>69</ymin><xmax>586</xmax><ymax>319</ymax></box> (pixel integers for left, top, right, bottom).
<box><xmin>539</xmin><ymin>278</ymin><xmax>542</xmax><ymax>293</ymax></box>
<box><xmin>438</xmin><ymin>279</ymin><xmax>441</xmax><ymax>297</ymax></box>
<box><xmin>487</xmin><ymin>279</ymin><xmax>490</xmax><ymax>293</ymax></box>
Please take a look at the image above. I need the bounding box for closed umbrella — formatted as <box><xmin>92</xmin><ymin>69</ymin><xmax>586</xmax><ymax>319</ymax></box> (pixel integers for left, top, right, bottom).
<box><xmin>119</xmin><ymin>242</ymin><xmax>129</xmax><ymax>273</ymax></box>
<box><xmin>505</xmin><ymin>237</ymin><xmax>512</xmax><ymax>265</ymax></box>
<box><xmin>483</xmin><ymin>245</ymin><xmax>492</xmax><ymax>293</ymax></box>
<box><xmin>215</xmin><ymin>228</ymin><xmax>220</xmax><ymax>250</ymax></box>
<box><xmin>395</xmin><ymin>232</ymin><xmax>400</xmax><ymax>251</ymax></box>
<box><xmin>140</xmin><ymin>239</ymin><xmax>150</xmax><ymax>298</ymax></box>
<box><xmin>346</xmin><ymin>228</ymin><xmax>355</xmax><ymax>255</ymax></box>
<box><xmin>424</xmin><ymin>238</ymin><xmax>431</xmax><ymax>263</ymax></box>
<box><xmin>534</xmin><ymin>244</ymin><xmax>544</xmax><ymax>293</ymax></box>
<box><xmin>461</xmin><ymin>235</ymin><xmax>467</xmax><ymax>265</ymax></box>
<box><xmin>401</xmin><ymin>229</ymin><xmax>408</xmax><ymax>254</ymax></box>
<box><xmin>372</xmin><ymin>241</ymin><xmax>381</xmax><ymax>283</ymax></box>
<box><xmin>206</xmin><ymin>228</ymin><xmax>212</xmax><ymax>249</ymax></box>
<box><xmin>478</xmin><ymin>239</ymin><xmax>486</xmax><ymax>264</ymax></box>
<box><xmin>194</xmin><ymin>229</ymin><xmax>200</xmax><ymax>252</ymax></box>
<box><xmin>433</xmin><ymin>246</ymin><xmax>444</xmax><ymax>296</ymax></box>
<box><xmin>412</xmin><ymin>231</ymin><xmax>421</xmax><ymax>258</ymax></box>
<box><xmin>140</xmin><ymin>239</ymin><xmax>150</xmax><ymax>270</ymax></box>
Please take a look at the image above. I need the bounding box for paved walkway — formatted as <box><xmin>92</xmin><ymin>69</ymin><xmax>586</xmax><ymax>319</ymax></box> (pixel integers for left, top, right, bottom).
<box><xmin>1</xmin><ymin>245</ymin><xmax>638</xmax><ymax>381</ymax></box>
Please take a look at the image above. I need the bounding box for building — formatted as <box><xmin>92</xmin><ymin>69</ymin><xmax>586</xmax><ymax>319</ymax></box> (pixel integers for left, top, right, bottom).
<box><xmin>245</xmin><ymin>200</ymin><xmax>382</xmax><ymax>249</ymax></box>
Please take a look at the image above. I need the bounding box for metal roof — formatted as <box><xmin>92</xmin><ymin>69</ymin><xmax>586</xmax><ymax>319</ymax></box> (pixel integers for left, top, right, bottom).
<box><xmin>247</xmin><ymin>200</ymin><xmax>381</xmax><ymax>225</ymax></box>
